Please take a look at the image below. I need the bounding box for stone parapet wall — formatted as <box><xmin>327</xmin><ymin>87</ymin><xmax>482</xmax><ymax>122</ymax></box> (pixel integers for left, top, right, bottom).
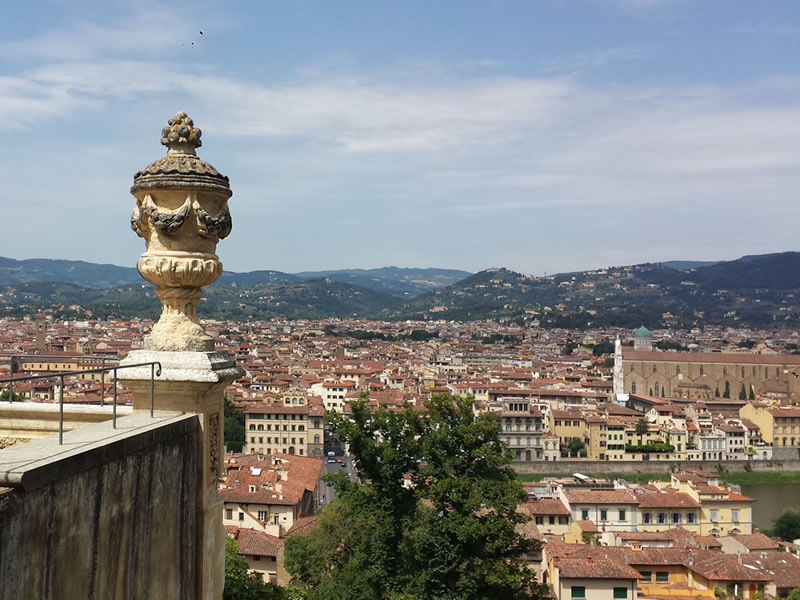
<box><xmin>0</xmin><ymin>402</ymin><xmax>133</xmax><ymax>441</ymax></box>
<box><xmin>0</xmin><ymin>411</ymin><xmax>200</xmax><ymax>600</ymax></box>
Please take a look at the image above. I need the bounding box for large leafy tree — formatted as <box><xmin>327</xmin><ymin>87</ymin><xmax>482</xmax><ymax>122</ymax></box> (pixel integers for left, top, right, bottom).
<box><xmin>284</xmin><ymin>393</ymin><xmax>543</xmax><ymax>600</ymax></box>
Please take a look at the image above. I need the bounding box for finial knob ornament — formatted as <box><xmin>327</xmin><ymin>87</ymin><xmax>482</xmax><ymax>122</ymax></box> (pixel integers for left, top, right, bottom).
<box><xmin>160</xmin><ymin>111</ymin><xmax>202</xmax><ymax>154</ymax></box>
<box><xmin>129</xmin><ymin>112</ymin><xmax>234</xmax><ymax>352</ymax></box>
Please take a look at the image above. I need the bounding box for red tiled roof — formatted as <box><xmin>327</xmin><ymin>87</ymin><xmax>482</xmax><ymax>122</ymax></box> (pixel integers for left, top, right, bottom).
<box><xmin>524</xmin><ymin>499</ymin><xmax>570</xmax><ymax>516</ymax></box>
<box><xmin>556</xmin><ymin>557</ymin><xmax>640</xmax><ymax>580</ymax></box>
<box><xmin>228</xmin><ymin>527</ymin><xmax>283</xmax><ymax>557</ymax></box>
<box><xmin>563</xmin><ymin>489</ymin><xmax>637</xmax><ymax>505</ymax></box>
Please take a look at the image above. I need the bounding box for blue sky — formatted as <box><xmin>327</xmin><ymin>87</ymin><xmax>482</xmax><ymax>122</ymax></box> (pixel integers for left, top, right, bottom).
<box><xmin>2</xmin><ymin>0</ymin><xmax>800</xmax><ymax>275</ymax></box>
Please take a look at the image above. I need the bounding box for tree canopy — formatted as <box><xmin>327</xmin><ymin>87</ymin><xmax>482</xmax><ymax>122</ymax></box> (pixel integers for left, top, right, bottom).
<box><xmin>284</xmin><ymin>393</ymin><xmax>544</xmax><ymax>600</ymax></box>
<box><xmin>770</xmin><ymin>507</ymin><xmax>800</xmax><ymax>542</ymax></box>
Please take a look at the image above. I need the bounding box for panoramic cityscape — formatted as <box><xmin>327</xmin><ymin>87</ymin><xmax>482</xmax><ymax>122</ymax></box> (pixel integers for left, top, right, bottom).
<box><xmin>2</xmin><ymin>1</ymin><xmax>800</xmax><ymax>599</ymax></box>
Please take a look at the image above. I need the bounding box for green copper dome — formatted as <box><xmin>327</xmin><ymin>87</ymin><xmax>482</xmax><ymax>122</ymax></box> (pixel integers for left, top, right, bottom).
<box><xmin>634</xmin><ymin>325</ymin><xmax>652</xmax><ymax>339</ymax></box>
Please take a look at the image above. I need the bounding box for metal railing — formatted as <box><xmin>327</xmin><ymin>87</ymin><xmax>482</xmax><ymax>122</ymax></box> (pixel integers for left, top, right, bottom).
<box><xmin>1</xmin><ymin>353</ymin><xmax>120</xmax><ymax>408</ymax></box>
<box><xmin>0</xmin><ymin>361</ymin><xmax>162</xmax><ymax>445</ymax></box>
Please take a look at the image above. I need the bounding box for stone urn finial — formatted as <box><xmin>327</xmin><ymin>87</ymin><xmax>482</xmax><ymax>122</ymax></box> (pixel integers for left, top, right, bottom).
<box><xmin>130</xmin><ymin>112</ymin><xmax>233</xmax><ymax>352</ymax></box>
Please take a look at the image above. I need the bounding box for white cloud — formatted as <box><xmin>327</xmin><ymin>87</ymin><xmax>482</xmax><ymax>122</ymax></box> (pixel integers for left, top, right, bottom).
<box><xmin>2</xmin><ymin>9</ymin><xmax>800</xmax><ymax>272</ymax></box>
<box><xmin>538</xmin><ymin>45</ymin><xmax>656</xmax><ymax>74</ymax></box>
<box><xmin>0</xmin><ymin>5</ymin><xmax>198</xmax><ymax>62</ymax></box>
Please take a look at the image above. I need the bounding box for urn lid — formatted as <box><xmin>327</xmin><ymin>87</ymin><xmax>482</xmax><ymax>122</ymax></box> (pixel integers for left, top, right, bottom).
<box><xmin>131</xmin><ymin>112</ymin><xmax>232</xmax><ymax>197</ymax></box>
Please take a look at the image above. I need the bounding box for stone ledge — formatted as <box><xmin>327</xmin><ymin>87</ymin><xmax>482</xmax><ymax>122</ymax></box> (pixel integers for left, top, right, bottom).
<box><xmin>0</xmin><ymin>411</ymin><xmax>198</xmax><ymax>492</ymax></box>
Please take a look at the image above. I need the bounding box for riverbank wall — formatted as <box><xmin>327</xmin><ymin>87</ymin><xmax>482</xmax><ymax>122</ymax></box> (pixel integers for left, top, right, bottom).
<box><xmin>512</xmin><ymin>459</ymin><xmax>800</xmax><ymax>475</ymax></box>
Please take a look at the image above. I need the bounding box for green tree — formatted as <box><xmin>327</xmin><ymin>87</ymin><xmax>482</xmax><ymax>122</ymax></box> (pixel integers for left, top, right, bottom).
<box><xmin>787</xmin><ymin>585</ymin><xmax>800</xmax><ymax>600</ymax></box>
<box><xmin>715</xmin><ymin>387</ymin><xmax>720</xmax><ymax>398</ymax></box>
<box><xmin>0</xmin><ymin>390</ymin><xmax>22</xmax><ymax>402</ymax></box>
<box><xmin>285</xmin><ymin>394</ymin><xmax>543</xmax><ymax>600</ymax></box>
<box><xmin>635</xmin><ymin>418</ymin><xmax>649</xmax><ymax>436</ymax></box>
<box><xmin>739</xmin><ymin>384</ymin><xmax>747</xmax><ymax>400</ymax></box>
<box><xmin>224</xmin><ymin>398</ymin><xmax>245</xmax><ymax>452</ymax></box>
<box><xmin>749</xmin><ymin>385</ymin><xmax>755</xmax><ymax>400</ymax></box>
<box><xmin>566</xmin><ymin>437</ymin><xmax>586</xmax><ymax>457</ymax></box>
<box><xmin>723</xmin><ymin>381</ymin><xmax>731</xmax><ymax>398</ymax></box>
<box><xmin>406</xmin><ymin>394</ymin><xmax>540</xmax><ymax>599</ymax></box>
<box><xmin>770</xmin><ymin>508</ymin><xmax>800</xmax><ymax>542</ymax></box>
<box><xmin>224</xmin><ymin>536</ymin><xmax>285</xmax><ymax>600</ymax></box>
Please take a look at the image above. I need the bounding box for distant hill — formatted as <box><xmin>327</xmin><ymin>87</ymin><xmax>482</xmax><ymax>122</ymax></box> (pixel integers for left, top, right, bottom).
<box><xmin>3</xmin><ymin>252</ymin><xmax>800</xmax><ymax>328</ymax></box>
<box><xmin>392</xmin><ymin>252</ymin><xmax>800</xmax><ymax>328</ymax></box>
<box><xmin>294</xmin><ymin>267</ymin><xmax>471</xmax><ymax>297</ymax></box>
<box><xmin>660</xmin><ymin>260</ymin><xmax>721</xmax><ymax>270</ymax></box>
<box><xmin>0</xmin><ymin>257</ymin><xmax>465</xmax><ymax>297</ymax></box>
<box><xmin>0</xmin><ymin>278</ymin><xmax>400</xmax><ymax>321</ymax></box>
<box><xmin>0</xmin><ymin>257</ymin><xmax>141</xmax><ymax>288</ymax></box>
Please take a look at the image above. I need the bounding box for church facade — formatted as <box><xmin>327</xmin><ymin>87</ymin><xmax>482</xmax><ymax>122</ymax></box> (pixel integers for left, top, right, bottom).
<box><xmin>613</xmin><ymin>327</ymin><xmax>800</xmax><ymax>402</ymax></box>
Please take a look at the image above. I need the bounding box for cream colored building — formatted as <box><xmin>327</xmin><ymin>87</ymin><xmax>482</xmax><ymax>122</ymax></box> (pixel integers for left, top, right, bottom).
<box><xmin>244</xmin><ymin>399</ymin><xmax>325</xmax><ymax>458</ymax></box>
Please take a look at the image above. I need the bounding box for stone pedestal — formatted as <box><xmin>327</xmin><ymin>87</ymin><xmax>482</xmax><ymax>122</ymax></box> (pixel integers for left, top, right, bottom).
<box><xmin>119</xmin><ymin>350</ymin><xmax>243</xmax><ymax>600</ymax></box>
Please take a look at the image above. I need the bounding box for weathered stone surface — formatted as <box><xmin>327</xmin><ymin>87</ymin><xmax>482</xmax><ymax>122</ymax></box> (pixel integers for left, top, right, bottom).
<box><xmin>0</xmin><ymin>413</ymin><xmax>200</xmax><ymax>600</ymax></box>
<box><xmin>118</xmin><ymin>349</ymin><xmax>242</xmax><ymax>600</ymax></box>
<box><xmin>129</xmin><ymin>112</ymin><xmax>234</xmax><ymax>352</ymax></box>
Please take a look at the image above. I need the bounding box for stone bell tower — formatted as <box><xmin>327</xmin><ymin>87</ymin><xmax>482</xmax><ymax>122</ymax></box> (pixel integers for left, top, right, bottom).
<box><xmin>119</xmin><ymin>112</ymin><xmax>243</xmax><ymax>600</ymax></box>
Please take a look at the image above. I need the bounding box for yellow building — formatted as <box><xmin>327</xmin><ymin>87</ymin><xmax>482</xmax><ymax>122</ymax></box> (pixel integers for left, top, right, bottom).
<box><xmin>740</xmin><ymin>402</ymin><xmax>800</xmax><ymax>454</ymax></box>
<box><xmin>551</xmin><ymin>409</ymin><xmax>587</xmax><ymax>456</ymax></box>
<box><xmin>659</xmin><ymin>471</ymin><xmax>753</xmax><ymax>537</ymax></box>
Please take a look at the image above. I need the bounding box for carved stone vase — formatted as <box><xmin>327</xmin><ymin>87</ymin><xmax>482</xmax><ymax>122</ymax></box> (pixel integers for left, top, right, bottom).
<box><xmin>130</xmin><ymin>112</ymin><xmax>233</xmax><ymax>352</ymax></box>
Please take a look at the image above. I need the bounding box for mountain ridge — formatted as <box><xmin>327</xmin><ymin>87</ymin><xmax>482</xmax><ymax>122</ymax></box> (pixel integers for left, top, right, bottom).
<box><xmin>2</xmin><ymin>252</ymin><xmax>800</xmax><ymax>328</ymax></box>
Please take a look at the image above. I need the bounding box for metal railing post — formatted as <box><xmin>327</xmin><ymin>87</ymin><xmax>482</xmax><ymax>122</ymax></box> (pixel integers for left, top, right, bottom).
<box><xmin>8</xmin><ymin>355</ymin><xmax>12</xmax><ymax>403</ymax></box>
<box><xmin>150</xmin><ymin>363</ymin><xmax>155</xmax><ymax>418</ymax></box>
<box><xmin>100</xmin><ymin>357</ymin><xmax>105</xmax><ymax>407</ymax></box>
<box><xmin>112</xmin><ymin>368</ymin><xmax>118</xmax><ymax>429</ymax></box>
<box><xmin>59</xmin><ymin>374</ymin><xmax>64</xmax><ymax>445</ymax></box>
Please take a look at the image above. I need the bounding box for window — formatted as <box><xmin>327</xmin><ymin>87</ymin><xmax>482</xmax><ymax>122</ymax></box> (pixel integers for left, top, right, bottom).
<box><xmin>613</xmin><ymin>588</ymin><xmax>628</xmax><ymax>599</ymax></box>
<box><xmin>657</xmin><ymin>512</ymin><xmax>666</xmax><ymax>524</ymax></box>
<box><xmin>273</xmin><ymin>515</ymin><xmax>280</xmax><ymax>525</ymax></box>
<box><xmin>710</xmin><ymin>509</ymin><xmax>718</xmax><ymax>522</ymax></box>
<box><xmin>252</xmin><ymin>555</ymin><xmax>261</xmax><ymax>561</ymax></box>
<box><xmin>631</xmin><ymin>382</ymin><xmax>637</xmax><ymax>393</ymax></box>
<box><xmin>225</xmin><ymin>509</ymin><xmax>233</xmax><ymax>520</ymax></box>
<box><xmin>654</xmin><ymin>382</ymin><xmax>660</xmax><ymax>396</ymax></box>
<box><xmin>559</xmin><ymin>516</ymin><xmax>569</xmax><ymax>525</ymax></box>
<box><xmin>258</xmin><ymin>511</ymin><xmax>266</xmax><ymax>521</ymax></box>
<box><xmin>656</xmin><ymin>572</ymin><xmax>669</xmax><ymax>583</ymax></box>
<box><xmin>600</xmin><ymin>509</ymin><xmax>608</xmax><ymax>521</ymax></box>
<box><xmin>700</xmin><ymin>365</ymin><xmax>704</xmax><ymax>375</ymax></box>
<box><xmin>653</xmin><ymin>365</ymin><xmax>657</xmax><ymax>373</ymax></box>
<box><xmin>571</xmin><ymin>586</ymin><xmax>586</xmax><ymax>599</ymax></box>
<box><xmin>672</xmin><ymin>513</ymin><xmax>681</xmax><ymax>524</ymax></box>
<box><xmin>732</xmin><ymin>509</ymin><xmax>739</xmax><ymax>522</ymax></box>
<box><xmin>581</xmin><ymin>509</ymin><xmax>589</xmax><ymax>520</ymax></box>
<box><xmin>723</xmin><ymin>367</ymin><xmax>728</xmax><ymax>376</ymax></box>
<box><xmin>687</xmin><ymin>512</ymin><xmax>696</xmax><ymax>524</ymax></box>
<box><xmin>549</xmin><ymin>515</ymin><xmax>555</xmax><ymax>525</ymax></box>
<box><xmin>618</xmin><ymin>510</ymin><xmax>626</xmax><ymax>521</ymax></box>
<box><xmin>238</xmin><ymin>513</ymin><xmax>244</xmax><ymax>522</ymax></box>
<box><xmin>535</xmin><ymin>516</ymin><xmax>544</xmax><ymax>525</ymax></box>
<box><xmin>639</xmin><ymin>571</ymin><xmax>651</xmax><ymax>582</ymax></box>
<box><xmin>676</xmin><ymin>366</ymin><xmax>680</xmax><ymax>375</ymax></box>
<box><xmin>643</xmin><ymin>512</ymin><xmax>652</xmax><ymax>524</ymax></box>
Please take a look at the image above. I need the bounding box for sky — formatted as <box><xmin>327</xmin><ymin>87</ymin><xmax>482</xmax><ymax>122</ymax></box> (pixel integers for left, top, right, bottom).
<box><xmin>2</xmin><ymin>0</ymin><xmax>800</xmax><ymax>276</ymax></box>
